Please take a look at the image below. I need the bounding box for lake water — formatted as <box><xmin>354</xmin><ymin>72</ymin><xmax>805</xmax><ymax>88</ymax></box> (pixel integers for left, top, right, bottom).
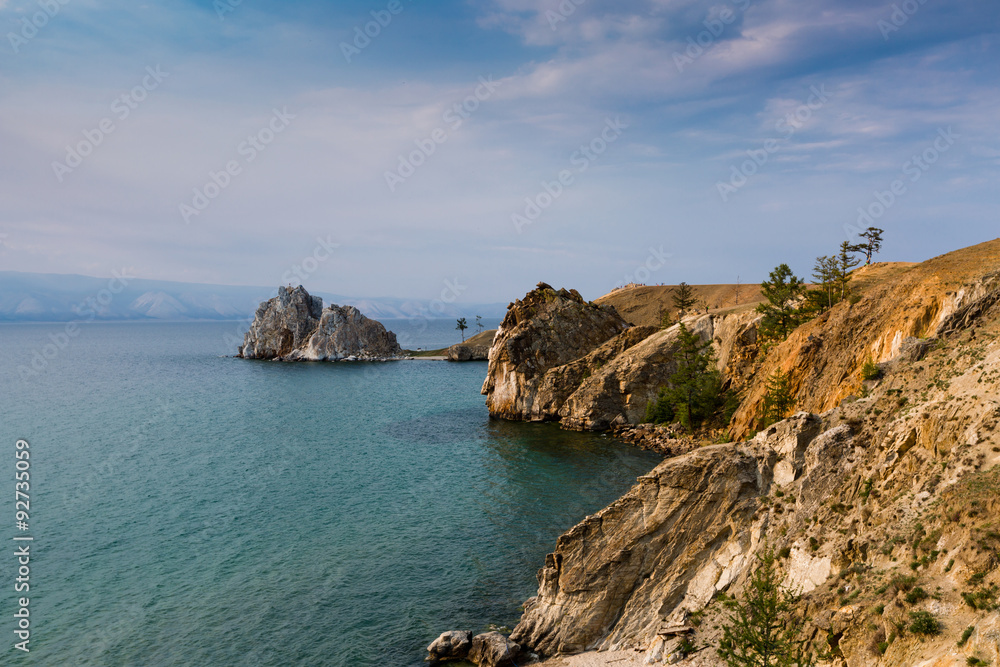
<box><xmin>1</xmin><ymin>321</ymin><xmax>661</xmax><ymax>666</ymax></box>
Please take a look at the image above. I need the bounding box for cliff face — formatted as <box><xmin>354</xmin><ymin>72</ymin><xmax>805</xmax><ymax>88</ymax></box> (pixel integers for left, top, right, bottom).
<box><xmin>481</xmin><ymin>285</ymin><xmax>760</xmax><ymax>430</ymax></box>
<box><xmin>509</xmin><ymin>239</ymin><xmax>1000</xmax><ymax>667</ymax></box>
<box><xmin>238</xmin><ymin>286</ymin><xmax>402</xmax><ymax>361</ymax></box>
<box><xmin>731</xmin><ymin>240</ymin><xmax>1000</xmax><ymax>439</ymax></box>
<box><xmin>481</xmin><ymin>283</ymin><xmax>630</xmax><ymax>421</ymax></box>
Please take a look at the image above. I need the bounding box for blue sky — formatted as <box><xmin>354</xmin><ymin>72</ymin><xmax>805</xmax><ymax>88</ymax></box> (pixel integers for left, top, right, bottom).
<box><xmin>1</xmin><ymin>0</ymin><xmax>998</xmax><ymax>303</ymax></box>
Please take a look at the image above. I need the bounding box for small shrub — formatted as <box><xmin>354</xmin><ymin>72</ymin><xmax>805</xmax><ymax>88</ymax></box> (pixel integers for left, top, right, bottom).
<box><xmin>862</xmin><ymin>357</ymin><xmax>881</xmax><ymax>381</ymax></box>
<box><xmin>908</xmin><ymin>611</ymin><xmax>940</xmax><ymax>636</ymax></box>
<box><xmin>890</xmin><ymin>575</ymin><xmax>917</xmax><ymax>593</ymax></box>
<box><xmin>958</xmin><ymin>625</ymin><xmax>975</xmax><ymax>647</ymax></box>
<box><xmin>778</xmin><ymin>546</ymin><xmax>791</xmax><ymax>559</ymax></box>
<box><xmin>905</xmin><ymin>587</ymin><xmax>928</xmax><ymax>604</ymax></box>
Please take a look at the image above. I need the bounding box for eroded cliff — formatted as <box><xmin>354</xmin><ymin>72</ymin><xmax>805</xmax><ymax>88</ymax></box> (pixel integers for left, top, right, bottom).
<box><xmin>481</xmin><ymin>283</ymin><xmax>630</xmax><ymax>420</ymax></box>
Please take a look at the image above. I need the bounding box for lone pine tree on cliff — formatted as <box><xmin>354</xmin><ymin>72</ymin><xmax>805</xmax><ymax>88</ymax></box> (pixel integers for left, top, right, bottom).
<box><xmin>851</xmin><ymin>226</ymin><xmax>884</xmax><ymax>265</ymax></box>
<box><xmin>718</xmin><ymin>549</ymin><xmax>815</xmax><ymax>667</ymax></box>
<box><xmin>456</xmin><ymin>317</ymin><xmax>468</xmax><ymax>342</ymax></box>
<box><xmin>673</xmin><ymin>282</ymin><xmax>696</xmax><ymax>318</ymax></box>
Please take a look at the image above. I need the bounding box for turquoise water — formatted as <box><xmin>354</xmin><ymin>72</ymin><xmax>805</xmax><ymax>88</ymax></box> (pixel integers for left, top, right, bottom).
<box><xmin>1</xmin><ymin>321</ymin><xmax>660</xmax><ymax>666</ymax></box>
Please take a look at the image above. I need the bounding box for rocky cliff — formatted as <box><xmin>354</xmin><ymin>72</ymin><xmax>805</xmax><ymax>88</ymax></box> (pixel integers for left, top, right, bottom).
<box><xmin>481</xmin><ymin>284</ymin><xmax>760</xmax><ymax>430</ymax></box>
<box><xmin>504</xmin><ymin>239</ymin><xmax>1000</xmax><ymax>666</ymax></box>
<box><xmin>238</xmin><ymin>285</ymin><xmax>403</xmax><ymax>361</ymax></box>
<box><xmin>482</xmin><ymin>283</ymin><xmax>630</xmax><ymax>420</ymax></box>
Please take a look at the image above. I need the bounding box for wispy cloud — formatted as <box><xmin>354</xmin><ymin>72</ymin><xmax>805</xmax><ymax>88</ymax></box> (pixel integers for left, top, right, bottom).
<box><xmin>0</xmin><ymin>0</ymin><xmax>998</xmax><ymax>301</ymax></box>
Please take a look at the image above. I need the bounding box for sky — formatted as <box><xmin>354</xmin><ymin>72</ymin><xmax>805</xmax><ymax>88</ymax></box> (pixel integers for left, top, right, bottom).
<box><xmin>1</xmin><ymin>0</ymin><xmax>998</xmax><ymax>304</ymax></box>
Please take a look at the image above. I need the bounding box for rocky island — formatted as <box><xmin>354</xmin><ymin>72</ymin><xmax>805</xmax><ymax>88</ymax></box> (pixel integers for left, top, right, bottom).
<box><xmin>434</xmin><ymin>239</ymin><xmax>1000</xmax><ymax>667</ymax></box>
<box><xmin>238</xmin><ymin>285</ymin><xmax>404</xmax><ymax>361</ymax></box>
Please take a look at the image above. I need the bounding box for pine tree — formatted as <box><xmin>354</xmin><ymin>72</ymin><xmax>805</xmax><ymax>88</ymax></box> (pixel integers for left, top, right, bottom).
<box><xmin>836</xmin><ymin>241</ymin><xmax>861</xmax><ymax>300</ymax></box>
<box><xmin>811</xmin><ymin>255</ymin><xmax>839</xmax><ymax>310</ymax></box>
<box><xmin>718</xmin><ymin>549</ymin><xmax>815</xmax><ymax>667</ymax></box>
<box><xmin>475</xmin><ymin>315</ymin><xmax>484</xmax><ymax>334</ymax></box>
<box><xmin>645</xmin><ymin>323</ymin><xmax>733</xmax><ymax>431</ymax></box>
<box><xmin>673</xmin><ymin>282</ymin><xmax>696</xmax><ymax>318</ymax></box>
<box><xmin>456</xmin><ymin>317</ymin><xmax>468</xmax><ymax>342</ymax></box>
<box><xmin>756</xmin><ymin>265</ymin><xmax>807</xmax><ymax>345</ymax></box>
<box><xmin>852</xmin><ymin>227</ymin><xmax>883</xmax><ymax>265</ymax></box>
<box><xmin>760</xmin><ymin>370</ymin><xmax>795</xmax><ymax>428</ymax></box>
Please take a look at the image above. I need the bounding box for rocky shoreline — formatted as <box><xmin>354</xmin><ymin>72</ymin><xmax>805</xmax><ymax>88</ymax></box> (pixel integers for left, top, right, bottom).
<box><xmin>430</xmin><ymin>241</ymin><xmax>1000</xmax><ymax>667</ymax></box>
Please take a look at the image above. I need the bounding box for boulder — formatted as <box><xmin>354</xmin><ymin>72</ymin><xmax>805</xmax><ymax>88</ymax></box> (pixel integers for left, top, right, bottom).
<box><xmin>425</xmin><ymin>630</ymin><xmax>473</xmax><ymax>663</ymax></box>
<box><xmin>238</xmin><ymin>286</ymin><xmax>403</xmax><ymax>361</ymax></box>
<box><xmin>468</xmin><ymin>632</ymin><xmax>522</xmax><ymax>667</ymax></box>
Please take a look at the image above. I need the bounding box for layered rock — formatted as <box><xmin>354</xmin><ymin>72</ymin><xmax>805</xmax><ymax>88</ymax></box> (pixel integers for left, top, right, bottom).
<box><xmin>238</xmin><ymin>286</ymin><xmax>403</xmax><ymax>361</ymax></box>
<box><xmin>509</xmin><ymin>412</ymin><xmax>865</xmax><ymax>659</ymax></box>
<box><xmin>481</xmin><ymin>288</ymin><xmax>760</xmax><ymax>431</ymax></box>
<box><xmin>554</xmin><ymin>313</ymin><xmax>758</xmax><ymax>431</ymax></box>
<box><xmin>481</xmin><ymin>283</ymin><xmax>629</xmax><ymax>420</ymax></box>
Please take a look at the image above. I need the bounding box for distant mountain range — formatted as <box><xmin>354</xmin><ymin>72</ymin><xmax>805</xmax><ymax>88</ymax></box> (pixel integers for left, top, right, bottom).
<box><xmin>0</xmin><ymin>272</ymin><xmax>509</xmax><ymax>323</ymax></box>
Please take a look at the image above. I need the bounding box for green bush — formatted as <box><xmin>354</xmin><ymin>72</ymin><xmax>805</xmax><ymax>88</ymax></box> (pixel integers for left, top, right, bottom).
<box><xmin>905</xmin><ymin>587</ymin><xmax>928</xmax><ymax>604</ymax></box>
<box><xmin>908</xmin><ymin>611</ymin><xmax>940</xmax><ymax>636</ymax></box>
<box><xmin>958</xmin><ymin>625</ymin><xmax>974</xmax><ymax>647</ymax></box>
<box><xmin>862</xmin><ymin>357</ymin><xmax>881</xmax><ymax>381</ymax></box>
